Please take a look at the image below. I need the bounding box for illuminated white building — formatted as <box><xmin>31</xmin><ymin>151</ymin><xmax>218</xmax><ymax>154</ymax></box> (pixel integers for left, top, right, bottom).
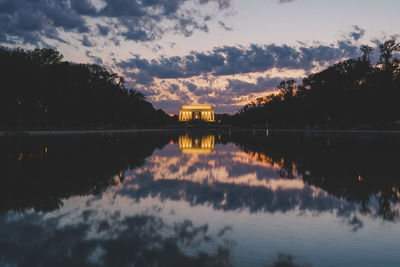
<box><xmin>178</xmin><ymin>104</ymin><xmax>215</xmax><ymax>122</ymax></box>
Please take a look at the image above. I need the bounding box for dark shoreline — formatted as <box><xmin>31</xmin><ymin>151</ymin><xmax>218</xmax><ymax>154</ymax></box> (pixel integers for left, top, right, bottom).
<box><xmin>4</xmin><ymin>128</ymin><xmax>400</xmax><ymax>136</ymax></box>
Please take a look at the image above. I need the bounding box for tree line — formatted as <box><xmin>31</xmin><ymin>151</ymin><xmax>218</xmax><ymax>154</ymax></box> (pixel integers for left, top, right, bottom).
<box><xmin>0</xmin><ymin>47</ymin><xmax>171</xmax><ymax>130</ymax></box>
<box><xmin>0</xmin><ymin>133</ymin><xmax>173</xmax><ymax>213</ymax></box>
<box><xmin>231</xmin><ymin>40</ymin><xmax>400</xmax><ymax>129</ymax></box>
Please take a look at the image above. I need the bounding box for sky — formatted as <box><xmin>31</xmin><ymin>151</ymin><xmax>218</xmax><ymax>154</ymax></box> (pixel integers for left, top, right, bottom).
<box><xmin>1</xmin><ymin>0</ymin><xmax>399</xmax><ymax>114</ymax></box>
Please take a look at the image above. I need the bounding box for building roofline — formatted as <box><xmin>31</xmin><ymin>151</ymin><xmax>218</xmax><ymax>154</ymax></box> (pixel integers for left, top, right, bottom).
<box><xmin>181</xmin><ymin>104</ymin><xmax>213</xmax><ymax>110</ymax></box>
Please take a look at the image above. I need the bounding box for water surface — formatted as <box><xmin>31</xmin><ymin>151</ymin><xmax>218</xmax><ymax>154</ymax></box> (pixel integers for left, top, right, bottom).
<box><xmin>1</xmin><ymin>131</ymin><xmax>400</xmax><ymax>266</ymax></box>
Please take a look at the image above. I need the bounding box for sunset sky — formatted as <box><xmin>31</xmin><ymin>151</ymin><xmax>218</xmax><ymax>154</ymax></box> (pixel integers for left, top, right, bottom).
<box><xmin>1</xmin><ymin>0</ymin><xmax>399</xmax><ymax>114</ymax></box>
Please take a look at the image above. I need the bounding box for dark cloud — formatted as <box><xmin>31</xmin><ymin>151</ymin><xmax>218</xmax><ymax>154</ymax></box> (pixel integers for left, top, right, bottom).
<box><xmin>133</xmin><ymin>39</ymin><xmax>362</xmax><ymax>113</ymax></box>
<box><xmin>184</xmin><ymin>82</ymin><xmax>198</xmax><ymax>92</ymax></box>
<box><xmin>0</xmin><ymin>0</ymin><xmax>233</xmax><ymax>45</ymax></box>
<box><xmin>278</xmin><ymin>0</ymin><xmax>296</xmax><ymax>3</ymax></box>
<box><xmin>118</xmin><ymin>41</ymin><xmax>360</xmax><ymax>81</ymax></box>
<box><xmin>85</xmin><ymin>51</ymin><xmax>103</xmax><ymax>65</ymax></box>
<box><xmin>0</xmin><ymin>0</ymin><xmax>89</xmax><ymax>45</ymax></box>
<box><xmin>100</xmin><ymin>0</ymin><xmax>144</xmax><ymax>17</ymax></box>
<box><xmin>348</xmin><ymin>25</ymin><xmax>366</xmax><ymax>41</ymax></box>
<box><xmin>226</xmin><ymin>76</ymin><xmax>288</xmax><ymax>95</ymax></box>
<box><xmin>82</xmin><ymin>35</ymin><xmax>95</xmax><ymax>47</ymax></box>
<box><xmin>125</xmin><ymin>70</ymin><xmax>155</xmax><ymax>85</ymax></box>
<box><xmin>176</xmin><ymin>90</ymin><xmax>191</xmax><ymax>102</ymax></box>
<box><xmin>199</xmin><ymin>0</ymin><xmax>232</xmax><ymax>10</ymax></box>
<box><xmin>191</xmin><ymin>75</ymin><xmax>294</xmax><ymax>109</ymax></box>
<box><xmin>168</xmin><ymin>83</ymin><xmax>180</xmax><ymax>93</ymax></box>
<box><xmin>97</xmin><ymin>24</ymin><xmax>111</xmax><ymax>36</ymax></box>
<box><xmin>125</xmin><ymin>36</ymin><xmax>366</xmax><ymax>114</ymax></box>
<box><xmin>218</xmin><ymin>21</ymin><xmax>233</xmax><ymax>31</ymax></box>
<box><xmin>70</xmin><ymin>0</ymin><xmax>97</xmax><ymax>16</ymax></box>
<box><xmin>184</xmin><ymin>82</ymin><xmax>213</xmax><ymax>96</ymax></box>
<box><xmin>173</xmin><ymin>16</ymin><xmax>209</xmax><ymax>37</ymax></box>
<box><xmin>118</xmin><ymin>55</ymin><xmax>185</xmax><ymax>79</ymax></box>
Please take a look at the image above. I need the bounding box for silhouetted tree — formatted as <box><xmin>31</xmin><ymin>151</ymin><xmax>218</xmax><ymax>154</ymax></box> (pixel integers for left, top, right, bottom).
<box><xmin>0</xmin><ymin>47</ymin><xmax>172</xmax><ymax>130</ymax></box>
<box><xmin>231</xmin><ymin>39</ymin><xmax>400</xmax><ymax>129</ymax></box>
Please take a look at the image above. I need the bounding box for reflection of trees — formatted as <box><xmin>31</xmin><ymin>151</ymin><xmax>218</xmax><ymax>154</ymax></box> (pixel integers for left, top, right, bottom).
<box><xmin>113</xmin><ymin>132</ymin><xmax>400</xmax><ymax>221</ymax></box>
<box><xmin>3</xmin><ymin>132</ymin><xmax>399</xmax><ymax>221</ymax></box>
<box><xmin>0</xmin><ymin>133</ymin><xmax>171</xmax><ymax>213</ymax></box>
<box><xmin>266</xmin><ymin>253</ymin><xmax>312</xmax><ymax>267</ymax></box>
<box><xmin>228</xmin><ymin>132</ymin><xmax>400</xmax><ymax>221</ymax></box>
<box><xmin>0</xmin><ymin>213</ymin><xmax>233</xmax><ymax>267</ymax></box>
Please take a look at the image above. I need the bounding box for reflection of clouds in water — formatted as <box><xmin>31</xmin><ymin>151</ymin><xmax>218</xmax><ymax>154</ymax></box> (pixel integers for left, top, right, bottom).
<box><xmin>0</xmin><ymin>208</ymin><xmax>234</xmax><ymax>267</ymax></box>
<box><xmin>3</xmin><ymin>134</ymin><xmax>400</xmax><ymax>266</ymax></box>
<box><xmin>116</xmin><ymin>143</ymin><xmax>362</xmax><ymax>219</ymax></box>
<box><xmin>347</xmin><ymin>216</ymin><xmax>364</xmax><ymax>232</ymax></box>
<box><xmin>133</xmin><ymin>145</ymin><xmax>307</xmax><ymax>190</ymax></box>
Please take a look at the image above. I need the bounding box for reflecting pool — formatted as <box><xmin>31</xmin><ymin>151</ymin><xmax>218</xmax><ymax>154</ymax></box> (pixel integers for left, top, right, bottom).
<box><xmin>1</xmin><ymin>131</ymin><xmax>400</xmax><ymax>266</ymax></box>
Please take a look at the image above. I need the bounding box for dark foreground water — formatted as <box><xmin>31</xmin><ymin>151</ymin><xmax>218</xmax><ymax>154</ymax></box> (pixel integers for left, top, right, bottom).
<box><xmin>1</xmin><ymin>131</ymin><xmax>400</xmax><ymax>267</ymax></box>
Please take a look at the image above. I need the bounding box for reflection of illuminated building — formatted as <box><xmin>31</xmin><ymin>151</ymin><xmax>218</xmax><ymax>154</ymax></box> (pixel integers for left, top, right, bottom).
<box><xmin>179</xmin><ymin>135</ymin><xmax>215</xmax><ymax>154</ymax></box>
<box><xmin>178</xmin><ymin>105</ymin><xmax>215</xmax><ymax>122</ymax></box>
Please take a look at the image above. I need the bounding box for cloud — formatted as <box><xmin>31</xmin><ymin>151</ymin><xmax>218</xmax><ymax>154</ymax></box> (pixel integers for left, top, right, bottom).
<box><xmin>0</xmin><ymin>0</ymin><xmax>91</xmax><ymax>44</ymax></box>
<box><xmin>118</xmin><ymin>41</ymin><xmax>360</xmax><ymax>82</ymax></box>
<box><xmin>119</xmin><ymin>31</ymin><xmax>373</xmax><ymax>114</ymax></box>
<box><xmin>125</xmin><ymin>70</ymin><xmax>155</xmax><ymax>85</ymax></box>
<box><xmin>97</xmin><ymin>24</ymin><xmax>111</xmax><ymax>36</ymax></box>
<box><xmin>126</xmin><ymin>35</ymin><xmax>366</xmax><ymax>114</ymax></box>
<box><xmin>218</xmin><ymin>21</ymin><xmax>233</xmax><ymax>31</ymax></box>
<box><xmin>70</xmin><ymin>0</ymin><xmax>97</xmax><ymax>15</ymax></box>
<box><xmin>277</xmin><ymin>0</ymin><xmax>296</xmax><ymax>3</ymax></box>
<box><xmin>118</xmin><ymin>146</ymin><xmax>361</xmax><ymax>215</ymax></box>
<box><xmin>184</xmin><ymin>82</ymin><xmax>198</xmax><ymax>92</ymax></box>
<box><xmin>199</xmin><ymin>0</ymin><xmax>232</xmax><ymax>10</ymax></box>
<box><xmin>0</xmin><ymin>212</ymin><xmax>232</xmax><ymax>267</ymax></box>
<box><xmin>138</xmin><ymin>72</ymin><xmax>300</xmax><ymax>114</ymax></box>
<box><xmin>226</xmin><ymin>76</ymin><xmax>290</xmax><ymax>96</ymax></box>
<box><xmin>0</xmin><ymin>0</ymin><xmax>89</xmax><ymax>45</ymax></box>
<box><xmin>0</xmin><ymin>0</ymin><xmax>233</xmax><ymax>45</ymax></box>
<box><xmin>82</xmin><ymin>35</ymin><xmax>95</xmax><ymax>47</ymax></box>
<box><xmin>85</xmin><ymin>51</ymin><xmax>103</xmax><ymax>65</ymax></box>
<box><xmin>348</xmin><ymin>25</ymin><xmax>366</xmax><ymax>41</ymax></box>
<box><xmin>193</xmin><ymin>75</ymin><xmax>296</xmax><ymax>108</ymax></box>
